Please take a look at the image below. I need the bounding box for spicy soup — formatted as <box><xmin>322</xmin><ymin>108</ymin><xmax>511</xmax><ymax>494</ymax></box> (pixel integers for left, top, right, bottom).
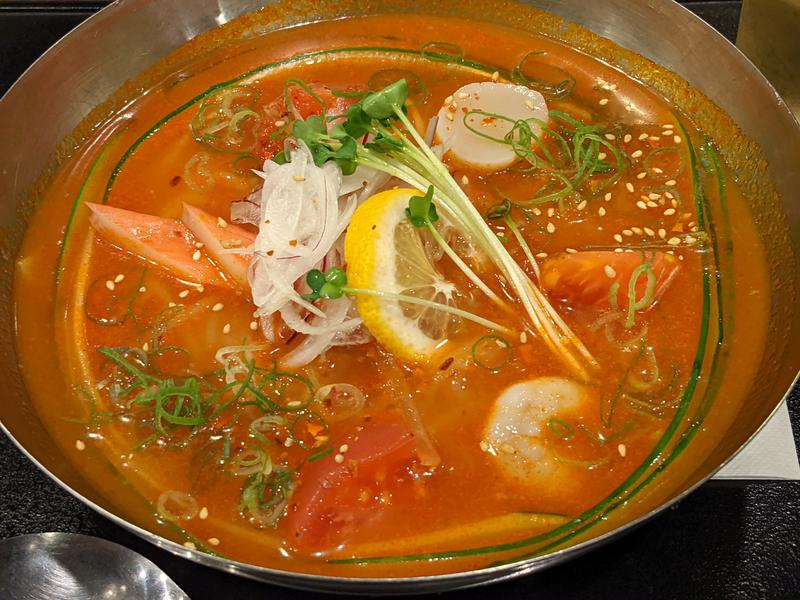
<box><xmin>14</xmin><ymin>12</ymin><xmax>769</xmax><ymax>577</ymax></box>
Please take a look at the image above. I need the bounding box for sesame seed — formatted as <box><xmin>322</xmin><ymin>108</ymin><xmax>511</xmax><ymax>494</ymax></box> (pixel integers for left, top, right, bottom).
<box><xmin>461</xmin><ymin>175</ymin><xmax>469</xmax><ymax>185</ymax></box>
<box><xmin>613</xmin><ymin>234</ymin><xmax>623</xmax><ymax>243</ymax></box>
<box><xmin>631</xmin><ymin>150</ymin><xmax>643</xmax><ymax>159</ymax></box>
<box><xmin>652</xmin><ymin>167</ymin><xmax>664</xmax><ymax>174</ymax></box>
<box><xmin>636</xmin><ymin>201</ymin><xmax>648</xmax><ymax>210</ymax></box>
<box><xmin>604</xmin><ymin>265</ymin><xmax>617</xmax><ymax>278</ymax></box>
<box><xmin>222</xmin><ymin>323</ymin><xmax>231</xmax><ymax>334</ymax></box>
<box><xmin>293</xmin><ymin>175</ymin><xmax>305</xmax><ymax>182</ymax></box>
<box><xmin>599</xmin><ymin>98</ymin><xmax>609</xmax><ymax>106</ymax></box>
<box><xmin>662</xmin><ymin>129</ymin><xmax>674</xmax><ymax>136</ymax></box>
<box><xmin>644</xmin><ymin>227</ymin><xmax>655</xmax><ymax>237</ymax></box>
<box><xmin>622</xmin><ymin>229</ymin><xmax>633</xmax><ymax>237</ymax></box>
<box><xmin>334</xmin><ymin>453</ymin><xmax>345</xmax><ymax>464</ymax></box>
<box><xmin>638</xmin><ymin>133</ymin><xmax>649</xmax><ymax>141</ymax></box>
<box><xmin>105</xmin><ymin>280</ymin><xmax>115</xmax><ymax>291</ymax></box>
<box><xmin>649</xmin><ymin>136</ymin><xmax>661</xmax><ymax>142</ymax></box>
<box><xmin>211</xmin><ymin>302</ymin><xmax>224</xmax><ymax>312</ymax></box>
<box><xmin>217</xmin><ymin>217</ymin><xmax>228</xmax><ymax>228</ymax></box>
<box><xmin>666</xmin><ymin>191</ymin><xmax>675</xmax><ymax>200</ymax></box>
<box><xmin>196</xmin><ymin>284</ymin><xmax>205</xmax><ymax>293</ymax></box>
<box><xmin>535</xmin><ymin>252</ymin><xmax>548</xmax><ymax>259</ymax></box>
<box><xmin>192</xmin><ymin>250</ymin><xmax>201</xmax><ymax>261</ymax></box>
<box><xmin>665</xmin><ymin>179</ymin><xmax>677</xmax><ymax>186</ymax></box>
<box><xmin>631</xmin><ymin>227</ymin><xmax>643</xmax><ymax>235</ymax></box>
<box><xmin>604</xmin><ymin>133</ymin><xmax>616</xmax><ymax>141</ymax></box>
<box><xmin>339</xmin><ymin>444</ymin><xmax>349</xmax><ymax>453</ymax></box>
<box><xmin>479</xmin><ymin>440</ymin><xmax>489</xmax><ymax>452</ymax></box>
<box><xmin>649</xmin><ymin>193</ymin><xmax>662</xmax><ymax>200</ymax></box>
<box><xmin>547</xmin><ymin>207</ymin><xmax>555</xmax><ymax>218</ymax></box>
<box><xmin>249</xmin><ymin>320</ymin><xmax>258</xmax><ymax>331</ymax></box>
<box><xmin>647</xmin><ymin>200</ymin><xmax>658</xmax><ymax>208</ymax></box>
<box><xmin>624</xmin><ymin>134</ymin><xmax>632</xmax><ymax>143</ymax></box>
<box><xmin>636</xmin><ymin>172</ymin><xmax>647</xmax><ymax>180</ymax></box>
<box><xmin>139</xmin><ymin>286</ymin><xmax>147</xmax><ymax>293</ymax></box>
<box><xmin>284</xmin><ymin>438</ymin><xmax>293</xmax><ymax>447</ymax></box>
<box><xmin>519</xmin><ymin>331</ymin><xmax>528</xmax><ymax>343</ymax></box>
<box><xmin>598</xmin><ymin>152</ymin><xmax>607</xmax><ymax>160</ymax></box>
<box><xmin>667</xmin><ymin>237</ymin><xmax>681</xmax><ymax>246</ymax></box>
<box><xmin>183</xmin><ymin>542</ymin><xmax>196</xmax><ymax>550</ymax></box>
<box><xmin>114</xmin><ymin>274</ymin><xmax>125</xmax><ymax>283</ymax></box>
<box><xmin>614</xmin><ymin>247</ymin><xmax>624</xmax><ymax>253</ymax></box>
<box><xmin>208</xmin><ymin>538</ymin><xmax>220</xmax><ymax>546</ymax></box>
<box><xmin>168</xmin><ymin>302</ymin><xmax>176</xmax><ymax>308</ymax></box>
<box><xmin>178</xmin><ymin>289</ymin><xmax>189</xmax><ymax>298</ymax></box>
<box><xmin>274</xmin><ymin>120</ymin><xmax>286</xmax><ymax>127</ymax></box>
<box><xmin>604</xmin><ymin>192</ymin><xmax>612</xmax><ymax>201</ymax></box>
<box><xmin>684</xmin><ymin>236</ymin><xmax>697</xmax><ymax>244</ymax></box>
<box><xmin>577</xmin><ymin>200</ymin><xmax>587</xmax><ymax>211</ymax></box>
<box><xmin>626</xmin><ymin>182</ymin><xmax>635</xmax><ymax>193</ymax></box>
<box><xmin>491</xmin><ymin>71</ymin><xmax>500</xmax><ymax>81</ymax></box>
<box><xmin>199</xmin><ymin>507</ymin><xmax>208</xmax><ymax>520</ymax></box>
<box><xmin>142</xmin><ymin>342</ymin><xmax>149</xmax><ymax>352</ymax></box>
<box><xmin>598</xmin><ymin>207</ymin><xmax>607</xmax><ymax>217</ymax></box>
<box><xmin>75</xmin><ymin>440</ymin><xmax>85</xmax><ymax>451</ymax></box>
<box><xmin>658</xmin><ymin>228</ymin><xmax>667</xmax><ymax>239</ymax></box>
<box><xmin>566</xmin><ymin>247</ymin><xmax>578</xmax><ymax>254</ymax></box>
<box><xmin>618</xmin><ymin>443</ymin><xmax>627</xmax><ymax>457</ymax></box>
<box><xmin>674</xmin><ymin>135</ymin><xmax>682</xmax><ymax>144</ymax></box>
<box><xmin>546</xmin><ymin>222</ymin><xmax>556</xmax><ymax>233</ymax></box>
<box><xmin>532</xmin><ymin>208</ymin><xmax>542</xmax><ymax>216</ymax></box>
<box><xmin>663</xmin><ymin>208</ymin><xmax>676</xmax><ymax>216</ymax></box>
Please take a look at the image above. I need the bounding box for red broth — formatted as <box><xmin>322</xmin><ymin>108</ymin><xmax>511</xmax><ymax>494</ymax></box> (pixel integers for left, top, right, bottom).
<box><xmin>14</xmin><ymin>13</ymin><xmax>770</xmax><ymax>577</ymax></box>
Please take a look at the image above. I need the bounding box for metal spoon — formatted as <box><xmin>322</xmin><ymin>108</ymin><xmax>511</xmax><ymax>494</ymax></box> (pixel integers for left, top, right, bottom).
<box><xmin>0</xmin><ymin>532</ymin><xmax>189</xmax><ymax>600</ymax></box>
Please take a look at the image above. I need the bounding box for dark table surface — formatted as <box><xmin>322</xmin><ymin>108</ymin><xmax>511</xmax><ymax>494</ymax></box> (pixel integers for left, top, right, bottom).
<box><xmin>2</xmin><ymin>1</ymin><xmax>799</xmax><ymax>599</ymax></box>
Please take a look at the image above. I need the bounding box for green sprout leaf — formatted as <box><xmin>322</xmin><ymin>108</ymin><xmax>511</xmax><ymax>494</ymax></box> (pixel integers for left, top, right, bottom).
<box><xmin>486</xmin><ymin>198</ymin><xmax>512</xmax><ymax>221</ymax></box>
<box><xmin>405</xmin><ymin>185</ymin><xmax>439</xmax><ymax>228</ymax></box>
<box><xmin>304</xmin><ymin>267</ymin><xmax>348</xmax><ymax>301</ymax></box>
<box><xmin>361</xmin><ymin>79</ymin><xmax>409</xmax><ymax>120</ymax></box>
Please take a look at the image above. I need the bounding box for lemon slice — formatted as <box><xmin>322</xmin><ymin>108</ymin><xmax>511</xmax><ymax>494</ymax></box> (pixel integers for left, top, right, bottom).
<box><xmin>344</xmin><ymin>188</ymin><xmax>459</xmax><ymax>359</ymax></box>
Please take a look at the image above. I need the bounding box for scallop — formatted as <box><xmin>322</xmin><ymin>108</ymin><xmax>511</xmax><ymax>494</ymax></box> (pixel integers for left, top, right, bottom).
<box><xmin>435</xmin><ymin>82</ymin><xmax>548</xmax><ymax>170</ymax></box>
<box><xmin>484</xmin><ymin>377</ymin><xmax>587</xmax><ymax>484</ymax></box>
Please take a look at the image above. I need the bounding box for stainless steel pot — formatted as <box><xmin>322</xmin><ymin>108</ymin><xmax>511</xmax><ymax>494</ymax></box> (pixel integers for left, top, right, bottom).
<box><xmin>0</xmin><ymin>0</ymin><xmax>798</xmax><ymax>593</ymax></box>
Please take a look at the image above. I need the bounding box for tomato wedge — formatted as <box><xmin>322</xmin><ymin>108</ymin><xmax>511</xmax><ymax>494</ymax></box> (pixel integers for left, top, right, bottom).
<box><xmin>284</xmin><ymin>419</ymin><xmax>417</xmax><ymax>551</ymax></box>
<box><xmin>259</xmin><ymin>82</ymin><xmax>362</xmax><ymax>160</ymax></box>
<box><xmin>540</xmin><ymin>250</ymin><xmax>680</xmax><ymax>311</ymax></box>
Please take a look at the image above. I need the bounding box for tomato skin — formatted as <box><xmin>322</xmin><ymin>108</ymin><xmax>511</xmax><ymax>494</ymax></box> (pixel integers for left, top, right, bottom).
<box><xmin>284</xmin><ymin>419</ymin><xmax>416</xmax><ymax>551</ymax></box>
<box><xmin>258</xmin><ymin>83</ymin><xmax>361</xmax><ymax>160</ymax></box>
<box><xmin>540</xmin><ymin>250</ymin><xmax>680</xmax><ymax>311</ymax></box>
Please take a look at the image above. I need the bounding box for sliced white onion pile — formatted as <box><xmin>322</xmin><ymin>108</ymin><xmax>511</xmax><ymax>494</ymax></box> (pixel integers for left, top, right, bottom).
<box><xmin>249</xmin><ymin>141</ymin><xmax>356</xmax><ymax>319</ymax></box>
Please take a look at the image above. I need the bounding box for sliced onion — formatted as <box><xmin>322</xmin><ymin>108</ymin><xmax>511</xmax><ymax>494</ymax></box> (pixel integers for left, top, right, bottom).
<box><xmin>249</xmin><ymin>141</ymin><xmax>357</xmax><ymax>317</ymax></box>
<box><xmin>396</xmin><ymin>391</ymin><xmax>440</xmax><ymax>468</ymax></box>
<box><xmin>314</xmin><ymin>383</ymin><xmax>366</xmax><ymax>422</ymax></box>
<box><xmin>230</xmin><ymin>188</ymin><xmax>261</xmax><ymax>226</ymax></box>
<box><xmin>156</xmin><ymin>491</ymin><xmax>198</xmax><ymax>521</ymax></box>
<box><xmin>184</xmin><ymin>152</ymin><xmax>214</xmax><ymax>193</ymax></box>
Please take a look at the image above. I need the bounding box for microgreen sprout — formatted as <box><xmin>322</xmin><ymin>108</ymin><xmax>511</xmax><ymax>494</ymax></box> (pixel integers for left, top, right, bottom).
<box><xmin>302</xmin><ymin>267</ymin><xmax>511</xmax><ymax>334</ymax></box>
<box><xmin>407</xmin><ymin>186</ymin><xmax>500</xmax><ymax>301</ymax></box>
<box><xmin>486</xmin><ymin>199</ymin><xmax>541</xmax><ymax>280</ymax></box>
